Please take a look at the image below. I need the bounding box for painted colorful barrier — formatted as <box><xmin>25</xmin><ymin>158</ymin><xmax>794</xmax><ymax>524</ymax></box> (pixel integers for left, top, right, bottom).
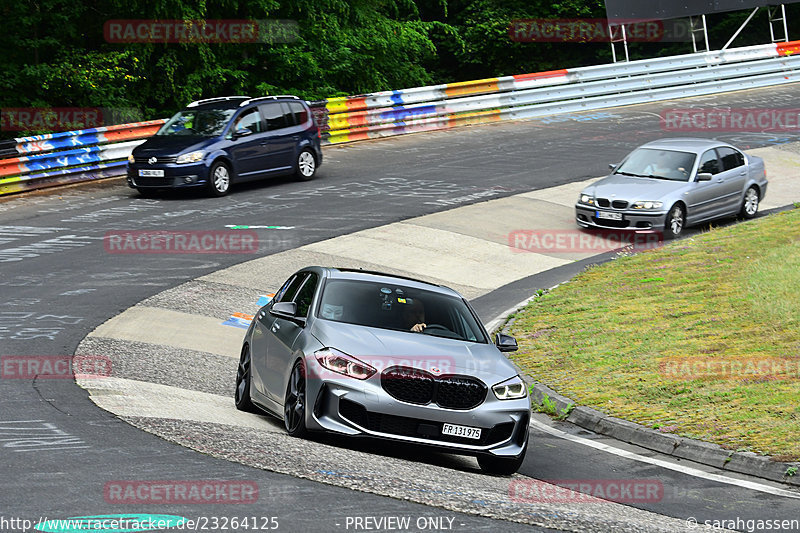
<box><xmin>309</xmin><ymin>40</ymin><xmax>800</xmax><ymax>145</ymax></box>
<box><xmin>3</xmin><ymin>39</ymin><xmax>800</xmax><ymax>196</ymax></box>
<box><xmin>0</xmin><ymin>120</ymin><xmax>164</xmax><ymax>196</ymax></box>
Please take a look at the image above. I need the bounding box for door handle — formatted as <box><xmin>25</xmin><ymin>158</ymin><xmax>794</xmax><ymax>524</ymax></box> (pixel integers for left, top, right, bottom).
<box><xmin>271</xmin><ymin>323</ymin><xmax>280</xmax><ymax>332</ymax></box>
<box><xmin>259</xmin><ymin>311</ymin><xmax>266</xmax><ymax>319</ymax></box>
<box><xmin>292</xmin><ymin>135</ymin><xmax>299</xmax><ymax>141</ymax></box>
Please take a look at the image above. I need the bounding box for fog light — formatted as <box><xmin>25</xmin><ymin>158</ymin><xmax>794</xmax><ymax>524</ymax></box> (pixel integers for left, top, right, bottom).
<box><xmin>183</xmin><ymin>177</ymin><xmax>194</xmax><ymax>183</ymax></box>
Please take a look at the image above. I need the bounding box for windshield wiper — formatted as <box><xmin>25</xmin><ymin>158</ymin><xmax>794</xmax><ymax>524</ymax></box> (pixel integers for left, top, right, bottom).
<box><xmin>615</xmin><ymin>171</ymin><xmax>650</xmax><ymax>178</ymax></box>
<box><xmin>616</xmin><ymin>171</ymin><xmax>672</xmax><ymax>180</ymax></box>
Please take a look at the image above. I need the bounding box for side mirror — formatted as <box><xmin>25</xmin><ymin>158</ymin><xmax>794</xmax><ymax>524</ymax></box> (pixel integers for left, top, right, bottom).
<box><xmin>696</xmin><ymin>172</ymin><xmax>713</xmax><ymax>182</ymax></box>
<box><xmin>233</xmin><ymin>127</ymin><xmax>253</xmax><ymax>139</ymax></box>
<box><xmin>609</xmin><ymin>163</ymin><xmax>617</xmax><ymax>171</ymax></box>
<box><xmin>270</xmin><ymin>301</ymin><xmax>298</xmax><ymax>320</ymax></box>
<box><xmin>495</xmin><ymin>333</ymin><xmax>518</xmax><ymax>353</ymax></box>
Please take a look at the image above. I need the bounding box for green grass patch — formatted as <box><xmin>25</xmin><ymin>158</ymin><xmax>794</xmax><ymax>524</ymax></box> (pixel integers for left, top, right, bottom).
<box><xmin>509</xmin><ymin>209</ymin><xmax>800</xmax><ymax>459</ymax></box>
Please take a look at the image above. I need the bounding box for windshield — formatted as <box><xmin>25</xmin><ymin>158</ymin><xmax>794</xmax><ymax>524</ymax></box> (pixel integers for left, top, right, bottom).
<box><xmin>156</xmin><ymin>109</ymin><xmax>235</xmax><ymax>137</ymax></box>
<box><xmin>615</xmin><ymin>148</ymin><xmax>696</xmax><ymax>182</ymax></box>
<box><xmin>318</xmin><ymin>279</ymin><xmax>487</xmax><ymax>343</ymax></box>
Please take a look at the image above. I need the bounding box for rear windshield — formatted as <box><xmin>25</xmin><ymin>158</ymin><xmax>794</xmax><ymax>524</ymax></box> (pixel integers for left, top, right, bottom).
<box><xmin>318</xmin><ymin>279</ymin><xmax>487</xmax><ymax>344</ymax></box>
<box><xmin>156</xmin><ymin>109</ymin><xmax>236</xmax><ymax>137</ymax></box>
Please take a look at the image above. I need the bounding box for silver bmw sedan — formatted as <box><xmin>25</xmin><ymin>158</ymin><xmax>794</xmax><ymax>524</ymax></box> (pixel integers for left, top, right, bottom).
<box><xmin>575</xmin><ymin>138</ymin><xmax>767</xmax><ymax>238</ymax></box>
<box><xmin>235</xmin><ymin>267</ymin><xmax>530</xmax><ymax>475</ymax></box>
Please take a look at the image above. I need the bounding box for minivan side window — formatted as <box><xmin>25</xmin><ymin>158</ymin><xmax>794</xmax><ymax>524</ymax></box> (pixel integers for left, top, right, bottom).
<box><xmin>236</xmin><ymin>108</ymin><xmax>262</xmax><ymax>133</ymax></box>
<box><xmin>260</xmin><ymin>103</ymin><xmax>288</xmax><ymax>131</ymax></box>
<box><xmin>287</xmin><ymin>102</ymin><xmax>308</xmax><ymax>126</ymax></box>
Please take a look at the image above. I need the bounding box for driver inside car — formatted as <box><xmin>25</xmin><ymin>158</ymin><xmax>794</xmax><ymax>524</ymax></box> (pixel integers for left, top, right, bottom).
<box><xmin>401</xmin><ymin>298</ymin><xmax>426</xmax><ymax>333</ymax></box>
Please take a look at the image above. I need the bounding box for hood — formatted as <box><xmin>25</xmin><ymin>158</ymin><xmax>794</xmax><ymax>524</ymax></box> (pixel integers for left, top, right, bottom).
<box><xmin>310</xmin><ymin>319</ymin><xmax>517</xmax><ymax>384</ymax></box>
<box><xmin>584</xmin><ymin>174</ymin><xmax>690</xmax><ymax>202</ymax></box>
<box><xmin>133</xmin><ymin>135</ymin><xmax>215</xmax><ymax>157</ymax></box>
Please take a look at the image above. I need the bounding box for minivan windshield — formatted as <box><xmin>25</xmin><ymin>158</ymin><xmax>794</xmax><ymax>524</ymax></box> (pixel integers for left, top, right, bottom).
<box><xmin>318</xmin><ymin>279</ymin><xmax>487</xmax><ymax>344</ymax></box>
<box><xmin>156</xmin><ymin>109</ymin><xmax>236</xmax><ymax>137</ymax></box>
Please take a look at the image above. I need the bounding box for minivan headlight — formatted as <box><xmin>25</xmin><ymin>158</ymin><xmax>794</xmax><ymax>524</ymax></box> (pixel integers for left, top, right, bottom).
<box><xmin>492</xmin><ymin>375</ymin><xmax>528</xmax><ymax>400</ymax></box>
<box><xmin>176</xmin><ymin>150</ymin><xmax>205</xmax><ymax>164</ymax></box>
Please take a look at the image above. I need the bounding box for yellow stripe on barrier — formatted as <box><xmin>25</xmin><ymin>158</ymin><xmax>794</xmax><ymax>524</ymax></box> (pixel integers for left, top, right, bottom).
<box><xmin>445</xmin><ymin>78</ymin><xmax>500</xmax><ymax>98</ymax></box>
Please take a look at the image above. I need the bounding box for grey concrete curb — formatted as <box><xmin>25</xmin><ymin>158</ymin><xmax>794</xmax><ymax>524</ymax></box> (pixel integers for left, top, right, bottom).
<box><xmin>526</xmin><ymin>381</ymin><xmax>800</xmax><ymax>487</ymax></box>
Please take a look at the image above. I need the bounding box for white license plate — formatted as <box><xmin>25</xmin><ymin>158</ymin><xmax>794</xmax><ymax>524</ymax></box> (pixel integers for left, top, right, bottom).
<box><xmin>596</xmin><ymin>210</ymin><xmax>623</xmax><ymax>221</ymax></box>
<box><xmin>139</xmin><ymin>169</ymin><xmax>165</xmax><ymax>177</ymax></box>
<box><xmin>442</xmin><ymin>423</ymin><xmax>481</xmax><ymax>440</ymax></box>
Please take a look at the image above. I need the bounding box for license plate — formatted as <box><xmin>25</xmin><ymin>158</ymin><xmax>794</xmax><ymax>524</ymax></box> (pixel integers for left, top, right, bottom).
<box><xmin>442</xmin><ymin>423</ymin><xmax>481</xmax><ymax>440</ymax></box>
<box><xmin>139</xmin><ymin>169</ymin><xmax>164</xmax><ymax>177</ymax></box>
<box><xmin>596</xmin><ymin>210</ymin><xmax>623</xmax><ymax>221</ymax></box>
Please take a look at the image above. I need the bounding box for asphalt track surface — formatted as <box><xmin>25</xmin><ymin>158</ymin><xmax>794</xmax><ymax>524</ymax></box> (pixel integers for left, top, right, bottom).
<box><xmin>2</xmin><ymin>85</ymin><xmax>800</xmax><ymax>532</ymax></box>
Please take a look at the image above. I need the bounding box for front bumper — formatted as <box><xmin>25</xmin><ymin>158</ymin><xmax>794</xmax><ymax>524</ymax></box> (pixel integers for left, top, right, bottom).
<box><xmin>304</xmin><ymin>361</ymin><xmax>530</xmax><ymax>458</ymax></box>
<box><xmin>127</xmin><ymin>162</ymin><xmax>208</xmax><ymax>189</ymax></box>
<box><xmin>575</xmin><ymin>203</ymin><xmax>668</xmax><ymax>231</ymax></box>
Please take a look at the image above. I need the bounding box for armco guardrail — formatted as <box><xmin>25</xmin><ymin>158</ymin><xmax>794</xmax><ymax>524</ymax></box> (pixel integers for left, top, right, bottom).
<box><xmin>2</xmin><ymin>39</ymin><xmax>800</xmax><ymax>196</ymax></box>
<box><xmin>308</xmin><ymin>40</ymin><xmax>800</xmax><ymax>144</ymax></box>
<box><xmin>0</xmin><ymin>120</ymin><xmax>165</xmax><ymax>196</ymax></box>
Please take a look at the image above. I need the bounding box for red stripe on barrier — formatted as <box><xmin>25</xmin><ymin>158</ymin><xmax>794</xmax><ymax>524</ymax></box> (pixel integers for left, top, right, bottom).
<box><xmin>513</xmin><ymin>69</ymin><xmax>569</xmax><ymax>81</ymax></box>
<box><xmin>0</xmin><ymin>158</ymin><xmax>26</xmax><ymax>178</ymax></box>
<box><xmin>345</xmin><ymin>97</ymin><xmax>368</xmax><ymax>111</ymax></box>
<box><xmin>776</xmin><ymin>40</ymin><xmax>800</xmax><ymax>56</ymax></box>
<box><xmin>101</xmin><ymin>123</ymin><xmax>164</xmax><ymax>142</ymax></box>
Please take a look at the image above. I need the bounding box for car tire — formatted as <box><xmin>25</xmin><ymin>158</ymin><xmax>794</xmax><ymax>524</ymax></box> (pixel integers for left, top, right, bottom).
<box><xmin>295</xmin><ymin>149</ymin><xmax>317</xmax><ymax>181</ymax></box>
<box><xmin>284</xmin><ymin>360</ymin><xmax>309</xmax><ymax>437</ymax></box>
<box><xmin>207</xmin><ymin>160</ymin><xmax>232</xmax><ymax>197</ymax></box>
<box><xmin>739</xmin><ymin>186</ymin><xmax>759</xmax><ymax>219</ymax></box>
<box><xmin>664</xmin><ymin>203</ymin><xmax>685</xmax><ymax>239</ymax></box>
<box><xmin>235</xmin><ymin>344</ymin><xmax>258</xmax><ymax>413</ymax></box>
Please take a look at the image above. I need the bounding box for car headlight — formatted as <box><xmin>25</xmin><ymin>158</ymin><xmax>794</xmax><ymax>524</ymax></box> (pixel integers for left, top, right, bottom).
<box><xmin>631</xmin><ymin>201</ymin><xmax>664</xmax><ymax>210</ymax></box>
<box><xmin>127</xmin><ymin>154</ymin><xmax>135</xmax><ymax>164</ymax></box>
<box><xmin>315</xmin><ymin>348</ymin><xmax>376</xmax><ymax>380</ymax></box>
<box><xmin>579</xmin><ymin>194</ymin><xmax>595</xmax><ymax>206</ymax></box>
<box><xmin>492</xmin><ymin>375</ymin><xmax>527</xmax><ymax>400</ymax></box>
<box><xmin>176</xmin><ymin>150</ymin><xmax>205</xmax><ymax>164</ymax></box>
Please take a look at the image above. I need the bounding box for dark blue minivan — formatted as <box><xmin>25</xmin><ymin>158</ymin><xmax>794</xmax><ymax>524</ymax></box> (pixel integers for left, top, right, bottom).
<box><xmin>127</xmin><ymin>95</ymin><xmax>323</xmax><ymax>197</ymax></box>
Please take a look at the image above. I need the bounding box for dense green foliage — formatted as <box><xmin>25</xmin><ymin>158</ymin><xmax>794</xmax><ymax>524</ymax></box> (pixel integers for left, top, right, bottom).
<box><xmin>1</xmin><ymin>0</ymin><xmax>798</xmax><ymax>136</ymax></box>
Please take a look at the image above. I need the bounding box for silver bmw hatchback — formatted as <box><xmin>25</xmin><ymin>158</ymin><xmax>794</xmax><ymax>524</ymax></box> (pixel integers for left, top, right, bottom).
<box><xmin>575</xmin><ymin>138</ymin><xmax>768</xmax><ymax>238</ymax></box>
<box><xmin>235</xmin><ymin>267</ymin><xmax>530</xmax><ymax>475</ymax></box>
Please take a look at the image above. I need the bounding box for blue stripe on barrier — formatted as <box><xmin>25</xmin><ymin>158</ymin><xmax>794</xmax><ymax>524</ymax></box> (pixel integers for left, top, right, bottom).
<box><xmin>11</xmin><ymin>160</ymin><xmax>126</xmax><ymax>182</ymax></box>
<box><xmin>379</xmin><ymin>105</ymin><xmax>437</xmax><ymax>122</ymax></box>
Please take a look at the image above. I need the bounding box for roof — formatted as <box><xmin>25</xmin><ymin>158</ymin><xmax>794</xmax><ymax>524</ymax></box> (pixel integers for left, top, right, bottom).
<box><xmin>639</xmin><ymin>137</ymin><xmax>734</xmax><ymax>153</ymax></box>
<box><xmin>323</xmin><ymin>267</ymin><xmax>457</xmax><ymax>296</ymax></box>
